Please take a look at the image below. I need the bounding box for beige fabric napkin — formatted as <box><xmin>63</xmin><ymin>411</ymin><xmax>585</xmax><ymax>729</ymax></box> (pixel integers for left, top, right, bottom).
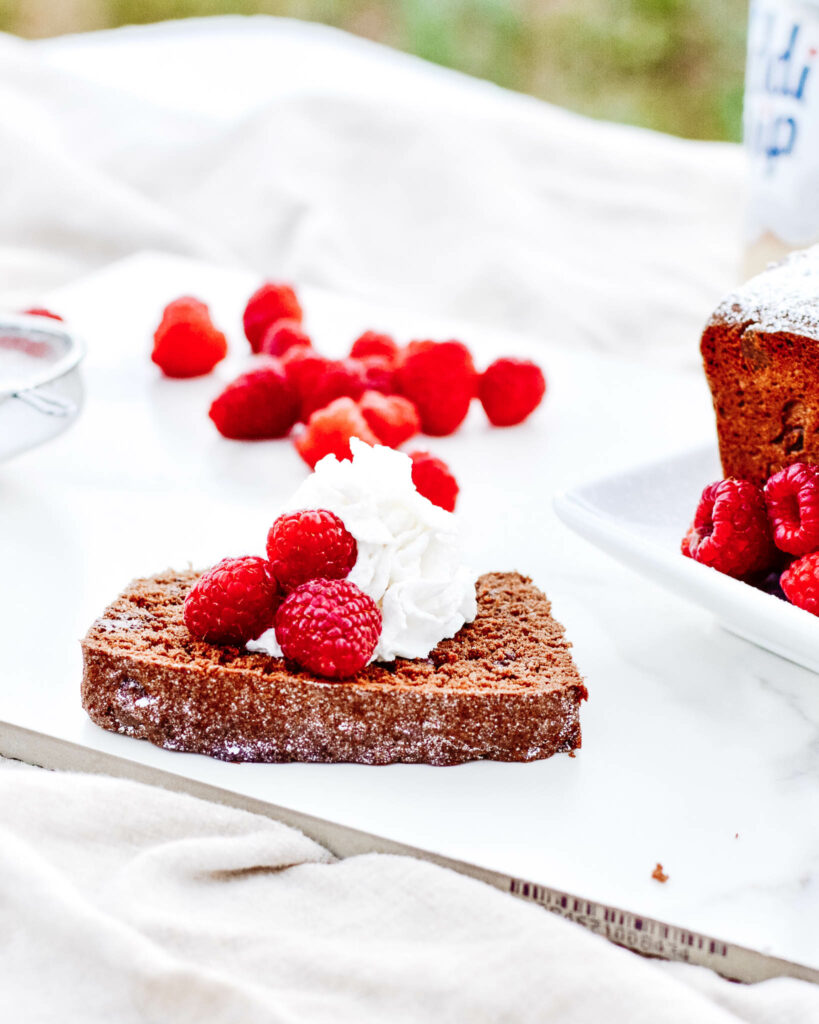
<box><xmin>0</xmin><ymin>17</ymin><xmax>744</xmax><ymax>368</ymax></box>
<box><xmin>1</xmin><ymin>766</ymin><xmax>816</xmax><ymax>1024</ymax></box>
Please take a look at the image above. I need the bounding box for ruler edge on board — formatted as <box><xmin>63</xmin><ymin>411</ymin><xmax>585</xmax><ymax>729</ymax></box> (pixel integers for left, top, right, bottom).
<box><xmin>1</xmin><ymin>720</ymin><xmax>816</xmax><ymax>988</ymax></box>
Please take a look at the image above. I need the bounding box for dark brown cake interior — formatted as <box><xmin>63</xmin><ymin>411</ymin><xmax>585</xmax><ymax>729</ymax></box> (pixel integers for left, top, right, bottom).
<box><xmin>81</xmin><ymin>570</ymin><xmax>587</xmax><ymax>764</ymax></box>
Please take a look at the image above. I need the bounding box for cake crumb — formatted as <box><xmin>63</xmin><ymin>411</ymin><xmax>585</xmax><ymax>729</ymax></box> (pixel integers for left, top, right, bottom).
<box><xmin>652</xmin><ymin>863</ymin><xmax>669</xmax><ymax>883</ymax></box>
<box><xmin>568</xmin><ymin>750</ymin><xmax>576</xmax><ymax>758</ymax></box>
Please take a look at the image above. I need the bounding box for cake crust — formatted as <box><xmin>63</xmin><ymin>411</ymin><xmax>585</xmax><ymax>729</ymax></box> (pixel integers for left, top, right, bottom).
<box><xmin>702</xmin><ymin>246</ymin><xmax>819</xmax><ymax>485</ymax></box>
<box><xmin>81</xmin><ymin>570</ymin><xmax>587</xmax><ymax>766</ymax></box>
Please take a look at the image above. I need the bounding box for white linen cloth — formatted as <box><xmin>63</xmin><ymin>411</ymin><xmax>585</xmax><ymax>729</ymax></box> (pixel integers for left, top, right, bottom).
<box><xmin>2</xmin><ymin>766</ymin><xmax>818</xmax><ymax>1024</ymax></box>
<box><xmin>0</xmin><ymin>16</ymin><xmax>744</xmax><ymax>367</ymax></box>
<box><xmin>2</xmin><ymin>16</ymin><xmax>816</xmax><ymax>1021</ymax></box>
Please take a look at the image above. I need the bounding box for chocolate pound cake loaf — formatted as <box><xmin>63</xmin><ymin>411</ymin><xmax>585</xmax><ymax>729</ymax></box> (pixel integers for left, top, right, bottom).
<box><xmin>81</xmin><ymin>570</ymin><xmax>587</xmax><ymax>766</ymax></box>
<box><xmin>701</xmin><ymin>245</ymin><xmax>819</xmax><ymax>486</ymax></box>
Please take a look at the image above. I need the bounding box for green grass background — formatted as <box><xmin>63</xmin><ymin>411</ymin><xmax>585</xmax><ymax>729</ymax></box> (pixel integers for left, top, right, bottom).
<box><xmin>1</xmin><ymin>0</ymin><xmax>748</xmax><ymax>140</ymax></box>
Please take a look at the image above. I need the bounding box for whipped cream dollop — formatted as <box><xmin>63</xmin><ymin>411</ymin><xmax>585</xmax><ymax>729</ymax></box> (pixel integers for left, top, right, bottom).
<box><xmin>248</xmin><ymin>440</ymin><xmax>477</xmax><ymax>662</ymax></box>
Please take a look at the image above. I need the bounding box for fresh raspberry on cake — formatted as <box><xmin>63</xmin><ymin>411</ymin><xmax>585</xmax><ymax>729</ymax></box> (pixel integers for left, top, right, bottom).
<box><xmin>151</xmin><ymin>296</ymin><xmax>228</xmax><ymax>378</ymax></box>
<box><xmin>781</xmin><ymin>552</ymin><xmax>819</xmax><ymax>615</ymax></box>
<box><xmin>683</xmin><ymin>478</ymin><xmax>774</xmax><ymax>579</ymax></box>
<box><xmin>266</xmin><ymin>509</ymin><xmax>357</xmax><ymax>590</ymax></box>
<box><xmin>395</xmin><ymin>340</ymin><xmax>477</xmax><ymax>436</ymax></box>
<box><xmin>259</xmin><ymin>319</ymin><xmax>312</xmax><ymax>358</ymax></box>
<box><xmin>294</xmin><ymin>397</ymin><xmax>379</xmax><ymax>468</ymax></box>
<box><xmin>479</xmin><ymin>358</ymin><xmax>546</xmax><ymax>427</ymax></box>
<box><xmin>184</xmin><ymin>556</ymin><xmax>281</xmax><ymax>645</ymax></box>
<box><xmin>350</xmin><ymin>331</ymin><xmax>399</xmax><ymax>362</ymax></box>
<box><xmin>300</xmin><ymin>359</ymin><xmax>368</xmax><ymax>421</ymax></box>
<box><xmin>409</xmin><ymin>450</ymin><xmax>459</xmax><ymax>512</ymax></box>
<box><xmin>242</xmin><ymin>282</ymin><xmax>303</xmax><ymax>353</ymax></box>
<box><xmin>275</xmin><ymin>578</ymin><xmax>381</xmax><ymax>678</ymax></box>
<box><xmin>209</xmin><ymin>364</ymin><xmax>300</xmax><ymax>439</ymax></box>
<box><xmin>23</xmin><ymin>307</ymin><xmax>63</xmax><ymax>321</ymax></box>
<box><xmin>358</xmin><ymin>391</ymin><xmax>420</xmax><ymax>448</ymax></box>
<box><xmin>763</xmin><ymin>462</ymin><xmax>819</xmax><ymax>555</ymax></box>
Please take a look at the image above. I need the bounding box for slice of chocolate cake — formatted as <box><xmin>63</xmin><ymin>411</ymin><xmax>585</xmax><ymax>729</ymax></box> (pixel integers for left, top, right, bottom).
<box><xmin>81</xmin><ymin>570</ymin><xmax>587</xmax><ymax>766</ymax></box>
<box><xmin>701</xmin><ymin>245</ymin><xmax>819</xmax><ymax>486</ymax></box>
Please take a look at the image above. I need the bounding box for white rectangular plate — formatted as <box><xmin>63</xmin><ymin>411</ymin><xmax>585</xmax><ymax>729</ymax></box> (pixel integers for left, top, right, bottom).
<box><xmin>3</xmin><ymin>252</ymin><xmax>819</xmax><ymax>976</ymax></box>
<box><xmin>554</xmin><ymin>447</ymin><xmax>819</xmax><ymax>675</ymax></box>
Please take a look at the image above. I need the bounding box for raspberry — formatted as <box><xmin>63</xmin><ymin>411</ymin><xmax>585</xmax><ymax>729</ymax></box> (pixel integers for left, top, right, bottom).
<box><xmin>282</xmin><ymin>351</ymin><xmax>333</xmax><ymax>414</ymax></box>
<box><xmin>184</xmin><ymin>556</ymin><xmax>281</xmax><ymax>645</ymax></box>
<box><xmin>409</xmin><ymin>450</ymin><xmax>459</xmax><ymax>512</ymax></box>
<box><xmin>395</xmin><ymin>340</ymin><xmax>477</xmax><ymax>436</ymax></box>
<box><xmin>23</xmin><ymin>307</ymin><xmax>63</xmax><ymax>321</ymax></box>
<box><xmin>260</xmin><ymin>319</ymin><xmax>312</xmax><ymax>358</ymax></box>
<box><xmin>680</xmin><ymin>526</ymin><xmax>697</xmax><ymax>558</ymax></box>
<box><xmin>151</xmin><ymin>296</ymin><xmax>228</xmax><ymax>378</ymax></box>
<box><xmin>358</xmin><ymin>391</ymin><xmax>420</xmax><ymax>448</ymax></box>
<box><xmin>356</xmin><ymin>356</ymin><xmax>395</xmax><ymax>395</ymax></box>
<box><xmin>243</xmin><ymin>282</ymin><xmax>303</xmax><ymax>353</ymax></box>
<box><xmin>781</xmin><ymin>552</ymin><xmax>819</xmax><ymax>615</ymax></box>
<box><xmin>350</xmin><ymin>331</ymin><xmax>398</xmax><ymax>362</ymax></box>
<box><xmin>275</xmin><ymin>578</ymin><xmax>381</xmax><ymax>678</ymax></box>
<box><xmin>266</xmin><ymin>509</ymin><xmax>357</xmax><ymax>590</ymax></box>
<box><xmin>763</xmin><ymin>462</ymin><xmax>819</xmax><ymax>555</ymax></box>
<box><xmin>294</xmin><ymin>397</ymin><xmax>379</xmax><ymax>468</ymax></box>
<box><xmin>299</xmin><ymin>359</ymin><xmax>368</xmax><ymax>421</ymax></box>
<box><xmin>209</xmin><ymin>364</ymin><xmax>299</xmax><ymax>439</ymax></box>
<box><xmin>478</xmin><ymin>358</ymin><xmax>546</xmax><ymax>427</ymax></box>
<box><xmin>683</xmin><ymin>478</ymin><xmax>774</xmax><ymax>579</ymax></box>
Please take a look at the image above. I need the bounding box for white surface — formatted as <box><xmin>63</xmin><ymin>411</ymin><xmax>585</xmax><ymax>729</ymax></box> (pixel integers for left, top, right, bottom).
<box><xmin>3</xmin><ymin>251</ymin><xmax>819</xmax><ymax>971</ymax></box>
<box><xmin>555</xmin><ymin>447</ymin><xmax>819</xmax><ymax>674</ymax></box>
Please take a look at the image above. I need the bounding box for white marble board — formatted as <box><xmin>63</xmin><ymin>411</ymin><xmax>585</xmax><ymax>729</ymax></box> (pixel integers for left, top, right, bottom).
<box><xmin>2</xmin><ymin>252</ymin><xmax>817</xmax><ymax>972</ymax></box>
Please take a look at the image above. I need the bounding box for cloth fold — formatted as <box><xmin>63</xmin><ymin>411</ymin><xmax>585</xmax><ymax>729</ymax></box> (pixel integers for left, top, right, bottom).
<box><xmin>0</xmin><ymin>17</ymin><xmax>744</xmax><ymax>365</ymax></box>
<box><xmin>2</xmin><ymin>768</ymin><xmax>817</xmax><ymax>1024</ymax></box>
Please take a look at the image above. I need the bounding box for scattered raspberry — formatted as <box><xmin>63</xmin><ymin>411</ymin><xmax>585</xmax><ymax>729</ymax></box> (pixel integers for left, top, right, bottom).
<box><xmin>358</xmin><ymin>391</ymin><xmax>420</xmax><ymax>448</ymax></box>
<box><xmin>294</xmin><ymin>397</ymin><xmax>380</xmax><ymax>468</ymax></box>
<box><xmin>243</xmin><ymin>282</ymin><xmax>303</xmax><ymax>353</ymax></box>
<box><xmin>266</xmin><ymin>509</ymin><xmax>357</xmax><ymax>590</ymax></box>
<box><xmin>781</xmin><ymin>552</ymin><xmax>819</xmax><ymax>615</ymax></box>
<box><xmin>395</xmin><ymin>340</ymin><xmax>477</xmax><ymax>436</ymax></box>
<box><xmin>764</xmin><ymin>462</ymin><xmax>819</xmax><ymax>555</ymax></box>
<box><xmin>275</xmin><ymin>578</ymin><xmax>381</xmax><ymax>678</ymax></box>
<box><xmin>23</xmin><ymin>307</ymin><xmax>63</xmax><ymax>321</ymax></box>
<box><xmin>151</xmin><ymin>296</ymin><xmax>228</xmax><ymax>378</ymax></box>
<box><xmin>356</xmin><ymin>356</ymin><xmax>395</xmax><ymax>395</ymax></box>
<box><xmin>282</xmin><ymin>350</ymin><xmax>333</xmax><ymax>413</ymax></box>
<box><xmin>299</xmin><ymin>359</ymin><xmax>368</xmax><ymax>421</ymax></box>
<box><xmin>680</xmin><ymin>526</ymin><xmax>697</xmax><ymax>558</ymax></box>
<box><xmin>209</xmin><ymin>364</ymin><xmax>299</xmax><ymax>439</ymax></box>
<box><xmin>479</xmin><ymin>358</ymin><xmax>546</xmax><ymax>427</ymax></box>
<box><xmin>683</xmin><ymin>478</ymin><xmax>774</xmax><ymax>579</ymax></box>
<box><xmin>409</xmin><ymin>450</ymin><xmax>459</xmax><ymax>512</ymax></box>
<box><xmin>260</xmin><ymin>319</ymin><xmax>312</xmax><ymax>358</ymax></box>
<box><xmin>350</xmin><ymin>331</ymin><xmax>398</xmax><ymax>362</ymax></box>
<box><xmin>184</xmin><ymin>556</ymin><xmax>281</xmax><ymax>645</ymax></box>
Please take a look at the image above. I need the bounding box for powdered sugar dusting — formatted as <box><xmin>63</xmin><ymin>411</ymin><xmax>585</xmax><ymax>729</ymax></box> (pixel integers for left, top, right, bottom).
<box><xmin>713</xmin><ymin>244</ymin><xmax>819</xmax><ymax>339</ymax></box>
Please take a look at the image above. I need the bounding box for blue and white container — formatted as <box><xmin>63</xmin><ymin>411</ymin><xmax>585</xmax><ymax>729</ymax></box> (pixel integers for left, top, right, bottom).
<box><xmin>744</xmin><ymin>0</ymin><xmax>819</xmax><ymax>274</ymax></box>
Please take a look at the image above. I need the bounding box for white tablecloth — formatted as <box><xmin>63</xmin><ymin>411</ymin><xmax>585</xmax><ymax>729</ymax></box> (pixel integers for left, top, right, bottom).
<box><xmin>2</xmin><ymin>16</ymin><xmax>816</xmax><ymax>1022</ymax></box>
